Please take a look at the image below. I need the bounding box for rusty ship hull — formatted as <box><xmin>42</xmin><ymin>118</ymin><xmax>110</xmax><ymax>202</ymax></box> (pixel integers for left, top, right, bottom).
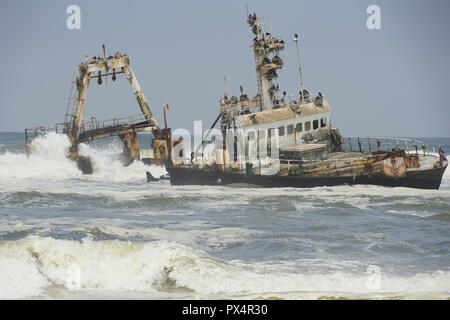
<box><xmin>167</xmin><ymin>161</ymin><xmax>447</xmax><ymax>190</ymax></box>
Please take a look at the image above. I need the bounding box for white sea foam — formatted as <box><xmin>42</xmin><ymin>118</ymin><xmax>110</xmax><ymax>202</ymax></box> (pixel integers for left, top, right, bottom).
<box><xmin>0</xmin><ymin>256</ymin><xmax>49</xmax><ymax>299</ymax></box>
<box><xmin>0</xmin><ymin>132</ymin><xmax>81</xmax><ymax>181</ymax></box>
<box><xmin>0</xmin><ymin>236</ymin><xmax>448</xmax><ymax>299</ymax></box>
<box><xmin>78</xmin><ymin>142</ymin><xmax>167</xmax><ymax>183</ymax></box>
<box><xmin>68</xmin><ymin>183</ymin><xmax>449</xmax><ymax>204</ymax></box>
<box><xmin>0</xmin><ymin>132</ymin><xmax>165</xmax><ymax>184</ymax></box>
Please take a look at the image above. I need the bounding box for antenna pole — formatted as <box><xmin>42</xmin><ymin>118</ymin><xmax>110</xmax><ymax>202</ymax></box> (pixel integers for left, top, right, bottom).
<box><xmin>293</xmin><ymin>34</ymin><xmax>304</xmax><ymax>99</ymax></box>
<box><xmin>224</xmin><ymin>76</ymin><xmax>228</xmax><ymax>98</ymax></box>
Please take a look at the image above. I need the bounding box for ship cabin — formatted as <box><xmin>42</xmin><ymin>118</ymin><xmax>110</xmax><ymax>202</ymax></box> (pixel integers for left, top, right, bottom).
<box><xmin>220</xmin><ymin>94</ymin><xmax>333</xmax><ymax>164</ymax></box>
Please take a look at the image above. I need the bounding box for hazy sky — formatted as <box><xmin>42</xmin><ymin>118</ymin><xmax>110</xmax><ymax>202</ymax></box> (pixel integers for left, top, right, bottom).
<box><xmin>0</xmin><ymin>0</ymin><xmax>449</xmax><ymax>137</ymax></box>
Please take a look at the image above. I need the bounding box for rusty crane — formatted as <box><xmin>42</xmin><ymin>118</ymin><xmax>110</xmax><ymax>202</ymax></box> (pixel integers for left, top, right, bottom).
<box><xmin>25</xmin><ymin>46</ymin><xmax>172</xmax><ymax>173</ymax></box>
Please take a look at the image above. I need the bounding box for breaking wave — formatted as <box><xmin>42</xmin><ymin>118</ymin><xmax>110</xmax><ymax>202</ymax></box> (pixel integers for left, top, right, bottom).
<box><xmin>0</xmin><ymin>133</ymin><xmax>80</xmax><ymax>181</ymax></box>
<box><xmin>0</xmin><ymin>132</ymin><xmax>165</xmax><ymax>184</ymax></box>
<box><xmin>0</xmin><ymin>236</ymin><xmax>448</xmax><ymax>299</ymax></box>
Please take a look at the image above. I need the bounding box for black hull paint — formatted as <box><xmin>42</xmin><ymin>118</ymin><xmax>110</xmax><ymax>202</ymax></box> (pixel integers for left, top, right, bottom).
<box><xmin>167</xmin><ymin>166</ymin><xmax>447</xmax><ymax>190</ymax></box>
<box><xmin>168</xmin><ymin>167</ymin><xmax>222</xmax><ymax>186</ymax></box>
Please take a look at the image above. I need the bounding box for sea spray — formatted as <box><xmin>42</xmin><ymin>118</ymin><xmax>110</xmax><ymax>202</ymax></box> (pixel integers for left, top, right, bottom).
<box><xmin>0</xmin><ymin>133</ymin><xmax>81</xmax><ymax>181</ymax></box>
<box><xmin>0</xmin><ymin>132</ymin><xmax>166</xmax><ymax>183</ymax></box>
<box><xmin>79</xmin><ymin>141</ymin><xmax>167</xmax><ymax>183</ymax></box>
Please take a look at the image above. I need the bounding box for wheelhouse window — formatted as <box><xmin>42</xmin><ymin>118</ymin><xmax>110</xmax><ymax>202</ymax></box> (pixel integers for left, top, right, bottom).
<box><xmin>320</xmin><ymin>118</ymin><xmax>327</xmax><ymax>128</ymax></box>
<box><xmin>305</xmin><ymin>121</ymin><xmax>311</xmax><ymax>131</ymax></box>
<box><xmin>278</xmin><ymin>126</ymin><xmax>285</xmax><ymax>136</ymax></box>
<box><xmin>313</xmin><ymin>119</ymin><xmax>319</xmax><ymax>130</ymax></box>
<box><xmin>287</xmin><ymin>124</ymin><xmax>294</xmax><ymax>135</ymax></box>
<box><xmin>296</xmin><ymin>122</ymin><xmax>302</xmax><ymax>132</ymax></box>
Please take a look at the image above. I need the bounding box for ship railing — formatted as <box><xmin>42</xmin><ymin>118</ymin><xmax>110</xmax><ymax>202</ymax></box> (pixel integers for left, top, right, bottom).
<box><xmin>341</xmin><ymin>136</ymin><xmax>438</xmax><ymax>156</ymax></box>
<box><xmin>80</xmin><ymin>114</ymin><xmax>148</xmax><ymax>133</ymax></box>
<box><xmin>25</xmin><ymin>114</ymin><xmax>148</xmax><ymax>141</ymax></box>
<box><xmin>24</xmin><ymin>122</ymin><xmax>69</xmax><ymax>143</ymax></box>
<box><xmin>24</xmin><ymin>122</ymin><xmax>70</xmax><ymax>157</ymax></box>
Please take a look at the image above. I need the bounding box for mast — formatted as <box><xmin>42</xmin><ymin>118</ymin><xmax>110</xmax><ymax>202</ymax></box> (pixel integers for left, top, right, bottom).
<box><xmin>247</xmin><ymin>13</ymin><xmax>285</xmax><ymax>111</ymax></box>
<box><xmin>293</xmin><ymin>33</ymin><xmax>305</xmax><ymax>99</ymax></box>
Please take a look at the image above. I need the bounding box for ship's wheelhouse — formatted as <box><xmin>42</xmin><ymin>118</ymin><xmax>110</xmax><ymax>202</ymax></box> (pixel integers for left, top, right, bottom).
<box><xmin>236</xmin><ymin>100</ymin><xmax>332</xmax><ymax>157</ymax></box>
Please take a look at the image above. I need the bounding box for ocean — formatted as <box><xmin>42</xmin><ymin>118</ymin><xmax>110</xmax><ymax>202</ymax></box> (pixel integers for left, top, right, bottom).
<box><xmin>0</xmin><ymin>132</ymin><xmax>449</xmax><ymax>300</ymax></box>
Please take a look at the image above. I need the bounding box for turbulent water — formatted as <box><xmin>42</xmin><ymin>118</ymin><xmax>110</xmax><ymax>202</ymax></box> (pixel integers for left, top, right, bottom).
<box><xmin>0</xmin><ymin>132</ymin><xmax>449</xmax><ymax>300</ymax></box>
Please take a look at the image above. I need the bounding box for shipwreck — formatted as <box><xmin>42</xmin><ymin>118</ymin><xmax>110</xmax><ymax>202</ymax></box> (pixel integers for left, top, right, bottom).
<box><xmin>165</xmin><ymin>12</ymin><xmax>448</xmax><ymax>189</ymax></box>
